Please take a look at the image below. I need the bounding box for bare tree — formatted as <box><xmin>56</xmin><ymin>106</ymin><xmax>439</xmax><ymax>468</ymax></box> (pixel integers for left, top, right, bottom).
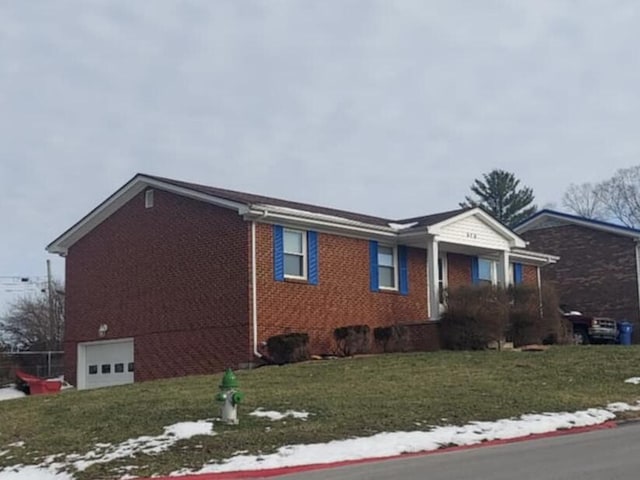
<box><xmin>0</xmin><ymin>281</ymin><xmax>64</xmax><ymax>351</ymax></box>
<box><xmin>562</xmin><ymin>183</ymin><xmax>605</xmax><ymax>219</ymax></box>
<box><xmin>596</xmin><ymin>166</ymin><xmax>640</xmax><ymax>228</ymax></box>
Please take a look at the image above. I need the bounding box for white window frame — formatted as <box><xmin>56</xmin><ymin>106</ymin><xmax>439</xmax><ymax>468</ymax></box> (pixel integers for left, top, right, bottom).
<box><xmin>477</xmin><ymin>257</ymin><xmax>497</xmax><ymax>285</ymax></box>
<box><xmin>283</xmin><ymin>228</ymin><xmax>307</xmax><ymax>280</ymax></box>
<box><xmin>378</xmin><ymin>245</ymin><xmax>398</xmax><ymax>291</ymax></box>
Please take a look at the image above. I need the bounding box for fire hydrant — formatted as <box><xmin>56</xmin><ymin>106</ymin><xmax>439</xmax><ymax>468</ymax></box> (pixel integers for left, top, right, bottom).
<box><xmin>215</xmin><ymin>368</ymin><xmax>244</xmax><ymax>424</ymax></box>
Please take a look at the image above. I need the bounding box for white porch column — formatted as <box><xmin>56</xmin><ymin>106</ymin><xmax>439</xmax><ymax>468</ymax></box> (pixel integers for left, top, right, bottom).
<box><xmin>427</xmin><ymin>235</ymin><xmax>440</xmax><ymax>319</ymax></box>
<box><xmin>497</xmin><ymin>250</ymin><xmax>510</xmax><ymax>287</ymax></box>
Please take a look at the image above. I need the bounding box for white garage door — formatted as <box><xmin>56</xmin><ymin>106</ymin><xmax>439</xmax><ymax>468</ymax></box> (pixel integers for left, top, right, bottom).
<box><xmin>79</xmin><ymin>339</ymin><xmax>134</xmax><ymax>390</ymax></box>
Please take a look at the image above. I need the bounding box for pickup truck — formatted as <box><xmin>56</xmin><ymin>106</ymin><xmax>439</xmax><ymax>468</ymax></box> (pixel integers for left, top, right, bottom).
<box><xmin>562</xmin><ymin>311</ymin><xmax>618</xmax><ymax>344</ymax></box>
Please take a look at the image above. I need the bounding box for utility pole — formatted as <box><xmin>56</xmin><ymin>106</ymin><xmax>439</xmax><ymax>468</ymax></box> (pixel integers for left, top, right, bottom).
<box><xmin>46</xmin><ymin>259</ymin><xmax>54</xmax><ymax>357</ymax></box>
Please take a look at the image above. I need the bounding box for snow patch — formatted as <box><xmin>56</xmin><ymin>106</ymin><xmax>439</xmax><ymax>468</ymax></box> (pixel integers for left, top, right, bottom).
<box><xmin>179</xmin><ymin>407</ymin><xmax>619</xmax><ymax>475</ymax></box>
<box><xmin>624</xmin><ymin>377</ymin><xmax>640</xmax><ymax>385</ymax></box>
<box><xmin>250</xmin><ymin>408</ymin><xmax>310</xmax><ymax>421</ymax></box>
<box><xmin>0</xmin><ymin>465</ymin><xmax>72</xmax><ymax>480</ymax></box>
<box><xmin>0</xmin><ymin>387</ymin><xmax>25</xmax><ymax>402</ymax></box>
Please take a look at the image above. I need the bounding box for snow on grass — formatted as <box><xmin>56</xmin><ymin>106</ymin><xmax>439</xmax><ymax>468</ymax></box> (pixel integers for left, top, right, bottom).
<box><xmin>4</xmin><ymin>402</ymin><xmax>640</xmax><ymax>479</ymax></box>
<box><xmin>0</xmin><ymin>387</ymin><xmax>25</xmax><ymax>402</ymax></box>
<box><xmin>0</xmin><ymin>420</ymin><xmax>216</xmax><ymax>479</ymax></box>
<box><xmin>67</xmin><ymin>420</ymin><xmax>216</xmax><ymax>471</ymax></box>
<box><xmin>0</xmin><ymin>465</ymin><xmax>73</xmax><ymax>480</ymax></box>
<box><xmin>178</xmin><ymin>403</ymin><xmax>640</xmax><ymax>475</ymax></box>
<box><xmin>625</xmin><ymin>377</ymin><xmax>640</xmax><ymax>384</ymax></box>
<box><xmin>249</xmin><ymin>408</ymin><xmax>310</xmax><ymax>421</ymax></box>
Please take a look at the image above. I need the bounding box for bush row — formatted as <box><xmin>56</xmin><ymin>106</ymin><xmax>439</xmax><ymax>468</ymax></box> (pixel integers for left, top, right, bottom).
<box><xmin>263</xmin><ymin>284</ymin><xmax>568</xmax><ymax>363</ymax></box>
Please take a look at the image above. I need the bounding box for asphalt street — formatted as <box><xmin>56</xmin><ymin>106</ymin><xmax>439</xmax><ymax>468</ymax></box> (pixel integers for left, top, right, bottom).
<box><xmin>272</xmin><ymin>422</ymin><xmax>640</xmax><ymax>480</ymax></box>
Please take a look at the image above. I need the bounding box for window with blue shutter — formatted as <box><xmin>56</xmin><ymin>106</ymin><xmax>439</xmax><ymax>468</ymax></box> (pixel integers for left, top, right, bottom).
<box><xmin>513</xmin><ymin>262</ymin><xmax>523</xmax><ymax>285</ymax></box>
<box><xmin>273</xmin><ymin>225</ymin><xmax>318</xmax><ymax>284</ymax></box>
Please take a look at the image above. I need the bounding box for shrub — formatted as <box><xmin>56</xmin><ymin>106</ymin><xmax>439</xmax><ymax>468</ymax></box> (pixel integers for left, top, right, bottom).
<box><xmin>373</xmin><ymin>325</ymin><xmax>409</xmax><ymax>353</ymax></box>
<box><xmin>540</xmin><ymin>283</ymin><xmax>571</xmax><ymax>344</ymax></box>
<box><xmin>507</xmin><ymin>285</ymin><xmax>545</xmax><ymax>347</ymax></box>
<box><xmin>439</xmin><ymin>285</ymin><xmax>510</xmax><ymax>350</ymax></box>
<box><xmin>334</xmin><ymin>325</ymin><xmax>371</xmax><ymax>356</ymax></box>
<box><xmin>266</xmin><ymin>333</ymin><xmax>310</xmax><ymax>365</ymax></box>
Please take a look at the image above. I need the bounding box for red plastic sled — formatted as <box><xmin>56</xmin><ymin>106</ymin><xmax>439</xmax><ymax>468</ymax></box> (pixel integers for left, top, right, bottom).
<box><xmin>15</xmin><ymin>370</ymin><xmax>62</xmax><ymax>395</ymax></box>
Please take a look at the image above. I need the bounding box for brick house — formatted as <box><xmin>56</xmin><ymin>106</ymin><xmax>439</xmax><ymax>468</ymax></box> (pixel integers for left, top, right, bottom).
<box><xmin>47</xmin><ymin>174</ymin><xmax>556</xmax><ymax>389</ymax></box>
<box><xmin>515</xmin><ymin>209</ymin><xmax>640</xmax><ymax>327</ymax></box>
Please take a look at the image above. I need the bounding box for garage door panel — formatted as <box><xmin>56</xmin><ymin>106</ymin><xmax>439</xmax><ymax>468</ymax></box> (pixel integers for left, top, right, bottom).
<box><xmin>81</xmin><ymin>340</ymin><xmax>134</xmax><ymax>389</ymax></box>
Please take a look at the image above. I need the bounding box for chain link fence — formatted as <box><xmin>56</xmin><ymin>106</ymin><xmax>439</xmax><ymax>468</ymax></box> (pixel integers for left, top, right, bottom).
<box><xmin>0</xmin><ymin>351</ymin><xmax>64</xmax><ymax>386</ymax></box>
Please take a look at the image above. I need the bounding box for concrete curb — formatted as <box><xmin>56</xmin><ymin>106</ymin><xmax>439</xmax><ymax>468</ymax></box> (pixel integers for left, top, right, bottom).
<box><xmin>147</xmin><ymin>421</ymin><xmax>617</xmax><ymax>480</ymax></box>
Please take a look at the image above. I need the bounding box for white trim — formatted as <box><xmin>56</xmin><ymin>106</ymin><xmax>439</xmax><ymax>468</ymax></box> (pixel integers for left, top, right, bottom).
<box><xmin>76</xmin><ymin>337</ymin><xmax>134</xmax><ymax>390</ymax></box>
<box><xmin>427</xmin><ymin>236</ymin><xmax>439</xmax><ymax>319</ymax></box>
<box><xmin>427</xmin><ymin>208</ymin><xmax>527</xmax><ymax>248</ymax></box>
<box><xmin>244</xmin><ymin>209</ymin><xmax>397</xmax><ymax>240</ymax></box>
<box><xmin>283</xmin><ymin>228</ymin><xmax>308</xmax><ymax>280</ymax></box>
<box><xmin>509</xmin><ymin>249</ymin><xmax>559</xmax><ymax>266</ymax></box>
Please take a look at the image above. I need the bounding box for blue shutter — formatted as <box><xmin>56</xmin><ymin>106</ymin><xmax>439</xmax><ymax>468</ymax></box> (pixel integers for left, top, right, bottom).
<box><xmin>369</xmin><ymin>240</ymin><xmax>379</xmax><ymax>292</ymax></box>
<box><xmin>471</xmin><ymin>256</ymin><xmax>479</xmax><ymax>284</ymax></box>
<box><xmin>514</xmin><ymin>262</ymin><xmax>523</xmax><ymax>285</ymax></box>
<box><xmin>273</xmin><ymin>225</ymin><xmax>284</xmax><ymax>281</ymax></box>
<box><xmin>398</xmin><ymin>245</ymin><xmax>409</xmax><ymax>295</ymax></box>
<box><xmin>307</xmin><ymin>231</ymin><xmax>318</xmax><ymax>285</ymax></box>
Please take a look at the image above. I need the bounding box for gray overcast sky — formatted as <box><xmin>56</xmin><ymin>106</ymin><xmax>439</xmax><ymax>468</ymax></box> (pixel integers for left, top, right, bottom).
<box><xmin>1</xmin><ymin>0</ymin><xmax>640</xmax><ymax>311</ymax></box>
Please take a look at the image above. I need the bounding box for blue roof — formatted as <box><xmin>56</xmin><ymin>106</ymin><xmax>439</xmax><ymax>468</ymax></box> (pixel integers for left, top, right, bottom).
<box><xmin>515</xmin><ymin>209</ymin><xmax>640</xmax><ymax>236</ymax></box>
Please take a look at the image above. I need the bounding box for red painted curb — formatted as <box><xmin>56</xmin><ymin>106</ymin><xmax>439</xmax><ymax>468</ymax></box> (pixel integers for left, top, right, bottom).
<box><xmin>149</xmin><ymin>421</ymin><xmax>617</xmax><ymax>480</ymax></box>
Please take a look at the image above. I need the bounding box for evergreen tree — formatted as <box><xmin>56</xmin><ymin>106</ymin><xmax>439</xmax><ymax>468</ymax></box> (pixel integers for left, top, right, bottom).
<box><xmin>460</xmin><ymin>169</ymin><xmax>537</xmax><ymax>227</ymax></box>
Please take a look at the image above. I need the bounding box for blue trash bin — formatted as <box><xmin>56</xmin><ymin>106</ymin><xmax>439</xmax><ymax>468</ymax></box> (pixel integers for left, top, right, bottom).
<box><xmin>618</xmin><ymin>321</ymin><xmax>633</xmax><ymax>346</ymax></box>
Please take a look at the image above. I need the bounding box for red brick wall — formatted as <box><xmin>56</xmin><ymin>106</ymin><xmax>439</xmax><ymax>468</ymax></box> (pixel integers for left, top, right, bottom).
<box><xmin>254</xmin><ymin>224</ymin><xmax>429</xmax><ymax>354</ymax></box>
<box><xmin>522</xmin><ymin>224</ymin><xmax>640</xmax><ymax>324</ymax></box>
<box><xmin>523</xmin><ymin>265</ymin><xmax>538</xmax><ymax>286</ymax></box>
<box><xmin>64</xmin><ymin>189</ymin><xmax>251</xmax><ymax>384</ymax></box>
<box><xmin>447</xmin><ymin>253</ymin><xmax>472</xmax><ymax>289</ymax></box>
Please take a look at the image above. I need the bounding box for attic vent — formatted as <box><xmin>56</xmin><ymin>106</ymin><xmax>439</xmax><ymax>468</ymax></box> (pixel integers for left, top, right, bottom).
<box><xmin>145</xmin><ymin>189</ymin><xmax>154</xmax><ymax>208</ymax></box>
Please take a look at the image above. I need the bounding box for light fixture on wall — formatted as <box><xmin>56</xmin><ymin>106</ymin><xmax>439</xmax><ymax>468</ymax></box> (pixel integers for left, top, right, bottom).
<box><xmin>98</xmin><ymin>324</ymin><xmax>108</xmax><ymax>337</ymax></box>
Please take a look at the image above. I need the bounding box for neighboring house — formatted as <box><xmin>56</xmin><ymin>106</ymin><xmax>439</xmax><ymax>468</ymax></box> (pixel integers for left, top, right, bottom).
<box><xmin>515</xmin><ymin>210</ymin><xmax>640</xmax><ymax>326</ymax></box>
<box><xmin>47</xmin><ymin>174</ymin><xmax>556</xmax><ymax>389</ymax></box>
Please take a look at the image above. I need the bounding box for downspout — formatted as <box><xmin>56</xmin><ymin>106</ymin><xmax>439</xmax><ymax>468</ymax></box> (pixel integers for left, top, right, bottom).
<box><xmin>251</xmin><ymin>220</ymin><xmax>262</xmax><ymax>359</ymax></box>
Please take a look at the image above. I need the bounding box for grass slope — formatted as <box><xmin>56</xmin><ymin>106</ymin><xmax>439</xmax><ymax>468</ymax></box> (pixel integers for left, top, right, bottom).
<box><xmin>2</xmin><ymin>346</ymin><xmax>640</xmax><ymax>479</ymax></box>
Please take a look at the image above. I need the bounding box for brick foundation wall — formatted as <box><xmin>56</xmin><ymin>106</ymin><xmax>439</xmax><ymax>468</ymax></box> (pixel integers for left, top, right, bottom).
<box><xmin>522</xmin><ymin>224</ymin><xmax>640</xmax><ymax>324</ymax></box>
<box><xmin>254</xmin><ymin>223</ymin><xmax>430</xmax><ymax>355</ymax></box>
<box><xmin>64</xmin><ymin>189</ymin><xmax>251</xmax><ymax>385</ymax></box>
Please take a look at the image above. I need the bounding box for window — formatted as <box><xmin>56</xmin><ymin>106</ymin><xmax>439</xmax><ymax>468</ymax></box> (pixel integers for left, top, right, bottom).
<box><xmin>274</xmin><ymin>226</ymin><xmax>318</xmax><ymax>284</ymax></box>
<box><xmin>283</xmin><ymin>229</ymin><xmax>306</xmax><ymax>278</ymax></box>
<box><xmin>378</xmin><ymin>245</ymin><xmax>397</xmax><ymax>289</ymax></box>
<box><xmin>88</xmin><ymin>365</ymin><xmax>97</xmax><ymax>375</ymax></box>
<box><xmin>478</xmin><ymin>258</ymin><xmax>493</xmax><ymax>284</ymax></box>
<box><xmin>114</xmin><ymin>363</ymin><xmax>124</xmax><ymax>373</ymax></box>
<box><xmin>128</xmin><ymin>362</ymin><xmax>135</xmax><ymax>372</ymax></box>
<box><xmin>101</xmin><ymin>364</ymin><xmax>111</xmax><ymax>374</ymax></box>
<box><xmin>145</xmin><ymin>189</ymin><xmax>154</xmax><ymax>208</ymax></box>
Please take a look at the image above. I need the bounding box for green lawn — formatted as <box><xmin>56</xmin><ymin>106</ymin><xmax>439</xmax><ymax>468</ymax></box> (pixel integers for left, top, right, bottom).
<box><xmin>2</xmin><ymin>346</ymin><xmax>640</xmax><ymax>479</ymax></box>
